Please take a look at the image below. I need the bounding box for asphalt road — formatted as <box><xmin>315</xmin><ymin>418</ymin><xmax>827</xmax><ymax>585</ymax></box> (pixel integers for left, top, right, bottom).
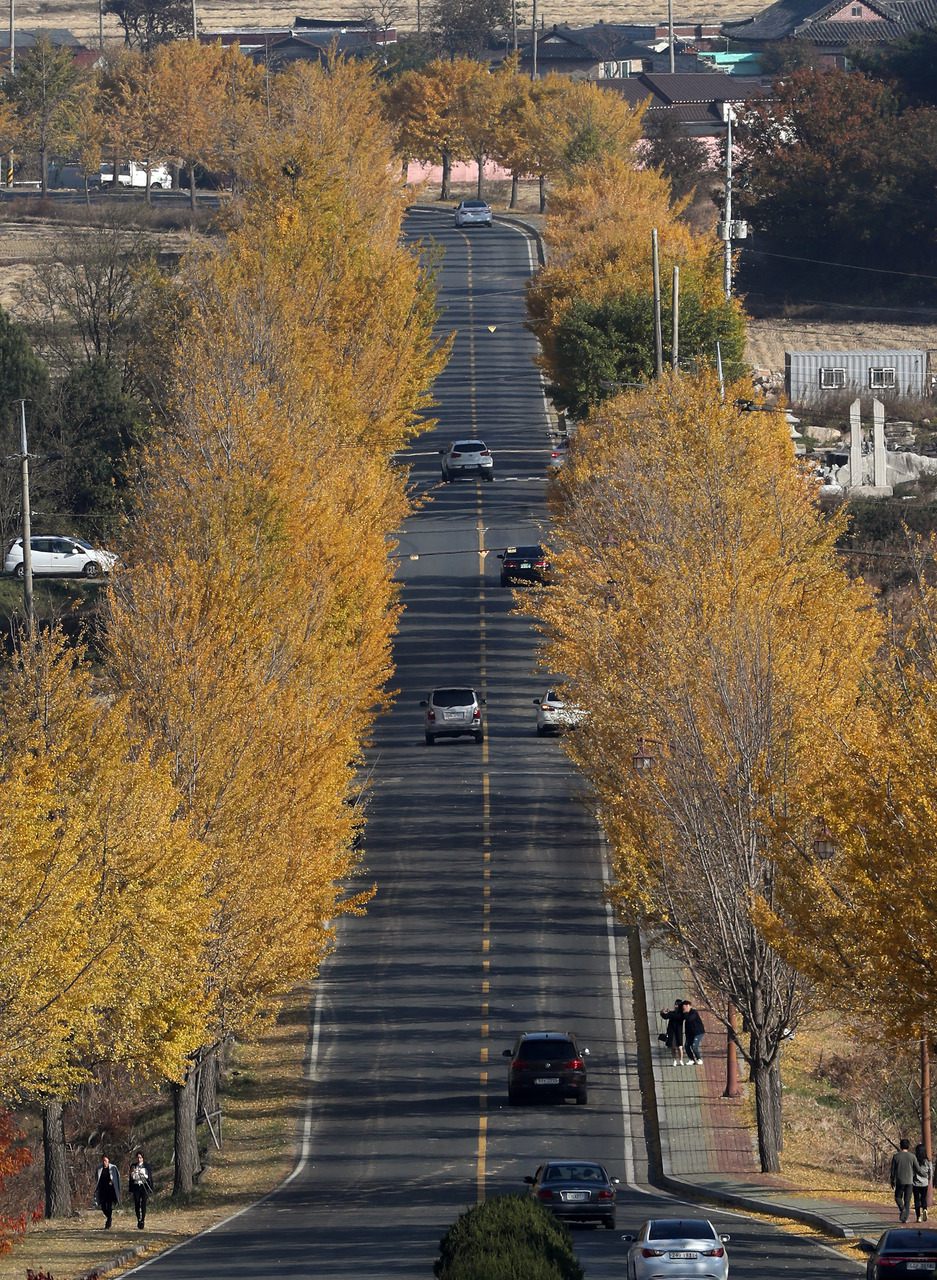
<box><xmin>126</xmin><ymin>210</ymin><xmax>860</xmax><ymax>1278</ymax></box>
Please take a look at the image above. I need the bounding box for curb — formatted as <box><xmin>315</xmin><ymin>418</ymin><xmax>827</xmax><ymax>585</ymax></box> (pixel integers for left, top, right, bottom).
<box><xmin>492</xmin><ymin>212</ymin><xmax>547</xmax><ymax>265</ymax></box>
<box><xmin>75</xmin><ymin>1244</ymin><xmax>147</xmax><ymax>1279</ymax></box>
<box><xmin>629</xmin><ymin>927</ymin><xmax>860</xmax><ymax>1242</ymax></box>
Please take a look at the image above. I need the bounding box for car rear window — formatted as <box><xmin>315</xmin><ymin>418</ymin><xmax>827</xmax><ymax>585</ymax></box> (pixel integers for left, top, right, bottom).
<box><xmin>648</xmin><ymin>1221</ymin><xmax>717</xmax><ymax>1240</ymax></box>
<box><xmin>545</xmin><ymin>1164</ymin><xmax>607</xmax><ymax>1183</ymax></box>
<box><xmin>431</xmin><ymin>689</ymin><xmax>474</xmax><ymax>707</ymax></box>
<box><xmin>883</xmin><ymin>1231</ymin><xmax>937</xmax><ymax>1251</ymax></box>
<box><xmin>505</xmin><ymin>546</ymin><xmax>543</xmax><ymax>559</ymax></box>
<box><xmin>463</xmin><ymin>200</ymin><xmax>488</xmax><ymax>208</ymax></box>
<box><xmin>517</xmin><ymin>1038</ymin><xmax>575</xmax><ymax>1061</ymax></box>
<box><xmin>455</xmin><ymin>441</ymin><xmax>485</xmax><ymax>451</ymax></box>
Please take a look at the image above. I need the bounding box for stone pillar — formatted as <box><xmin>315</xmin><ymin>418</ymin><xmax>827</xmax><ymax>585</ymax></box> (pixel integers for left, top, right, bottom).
<box><xmin>873</xmin><ymin>397</ymin><xmax>887</xmax><ymax>487</ymax></box>
<box><xmin>849</xmin><ymin>398</ymin><xmax>863</xmax><ymax>489</ymax></box>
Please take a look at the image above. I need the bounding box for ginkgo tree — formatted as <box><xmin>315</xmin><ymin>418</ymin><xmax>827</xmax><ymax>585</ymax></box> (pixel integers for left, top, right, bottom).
<box><xmin>537</xmin><ymin>371</ymin><xmax>879</xmax><ymax>1171</ymax></box>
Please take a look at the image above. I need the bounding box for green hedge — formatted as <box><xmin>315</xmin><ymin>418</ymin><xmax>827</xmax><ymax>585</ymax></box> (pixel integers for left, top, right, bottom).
<box><xmin>434</xmin><ymin>1193</ymin><xmax>584</xmax><ymax>1280</ymax></box>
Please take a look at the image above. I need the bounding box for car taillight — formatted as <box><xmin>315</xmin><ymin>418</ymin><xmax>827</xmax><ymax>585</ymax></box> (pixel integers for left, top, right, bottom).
<box><xmin>551</xmin><ymin>450</ymin><xmax>561</xmax><ymax>458</ymax></box>
<box><xmin>537</xmin><ymin>1189</ymin><xmax>553</xmax><ymax>1201</ymax></box>
<box><xmin>473</xmin><ymin>708</ymin><xmax>481</xmax><ymax>720</ymax></box>
<box><xmin>534</xmin><ymin>559</ymin><xmax>546</xmax><ymax>567</ymax></box>
<box><xmin>564</xmin><ymin>1059</ymin><xmax>583</xmax><ymax>1070</ymax></box>
<box><xmin>427</xmin><ymin>710</ymin><xmax>436</xmax><ymax>722</ymax></box>
<box><xmin>511</xmin><ymin>1059</ymin><xmax>524</xmax><ymax>1070</ymax></box>
<box><xmin>641</xmin><ymin>1249</ymin><xmax>664</xmax><ymax>1258</ymax></box>
<box><xmin>451</xmin><ymin>451</ymin><xmax>462</xmax><ymax>457</ymax></box>
<box><xmin>702</xmin><ymin>1248</ymin><xmax>725</xmax><ymax>1258</ymax></box>
<box><xmin>597</xmin><ymin>1189</ymin><xmax>614</xmax><ymax>1200</ymax></box>
<box><xmin>480</xmin><ymin>449</ymin><xmax>490</xmax><ymax>456</ymax></box>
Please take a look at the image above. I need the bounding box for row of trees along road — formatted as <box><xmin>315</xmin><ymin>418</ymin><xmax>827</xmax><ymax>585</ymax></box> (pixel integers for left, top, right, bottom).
<box><xmin>383</xmin><ymin>57</ymin><xmax>644</xmax><ymax>210</ymax></box>
<box><xmin>0</xmin><ymin>56</ymin><xmax>443</xmax><ymax>1217</ymax></box>
<box><xmin>0</xmin><ymin>37</ymin><xmax>267</xmax><ymax>202</ymax></box>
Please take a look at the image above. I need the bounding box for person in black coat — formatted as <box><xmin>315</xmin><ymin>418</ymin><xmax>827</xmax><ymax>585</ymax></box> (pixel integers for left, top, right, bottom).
<box><xmin>682</xmin><ymin>1001</ymin><xmax>706</xmax><ymax>1065</ymax></box>
<box><xmin>660</xmin><ymin>1000</ymin><xmax>686</xmax><ymax>1066</ymax></box>
<box><xmin>128</xmin><ymin>1150</ymin><xmax>154</xmax><ymax>1229</ymax></box>
<box><xmin>94</xmin><ymin>1155</ymin><xmax>121</xmax><ymax>1229</ymax></box>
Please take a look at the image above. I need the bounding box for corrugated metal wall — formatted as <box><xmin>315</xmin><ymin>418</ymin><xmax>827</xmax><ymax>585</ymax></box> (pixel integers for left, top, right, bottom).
<box><xmin>785</xmin><ymin>350</ymin><xmax>926</xmax><ymax>402</ymax></box>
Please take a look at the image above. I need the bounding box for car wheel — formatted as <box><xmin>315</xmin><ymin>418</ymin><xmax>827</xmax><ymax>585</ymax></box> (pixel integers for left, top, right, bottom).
<box><xmin>82</xmin><ymin>561</ymin><xmax>101</xmax><ymax>578</ymax></box>
<box><xmin>425</xmin><ymin>733</ymin><xmax>435</xmax><ymax>746</ymax></box>
<box><xmin>576</xmin><ymin>1089</ymin><xmax>588</xmax><ymax>1105</ymax></box>
<box><xmin>14</xmin><ymin>564</ymin><xmax>24</xmax><ymax>580</ymax></box>
<box><xmin>474</xmin><ymin>731</ymin><xmax>484</xmax><ymax>744</ymax></box>
<box><xmin>500</xmin><ymin>575</ymin><xmax>509</xmax><ymax>588</ymax></box>
<box><xmin>483</xmin><ymin>471</ymin><xmax>493</xmax><ymax>482</ymax></box>
<box><xmin>604</xmin><ymin>1217</ymin><xmax>616</xmax><ymax>1230</ymax></box>
<box><xmin>536</xmin><ymin>724</ymin><xmax>546</xmax><ymax>736</ymax></box>
<box><xmin>508</xmin><ymin>1087</ymin><xmax>523</xmax><ymax>1105</ymax></box>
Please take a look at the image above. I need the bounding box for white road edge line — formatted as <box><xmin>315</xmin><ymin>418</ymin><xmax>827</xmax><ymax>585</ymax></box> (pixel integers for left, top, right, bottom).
<box><xmin>122</xmin><ymin>975</ymin><xmax>328</xmax><ymax>1274</ymax></box>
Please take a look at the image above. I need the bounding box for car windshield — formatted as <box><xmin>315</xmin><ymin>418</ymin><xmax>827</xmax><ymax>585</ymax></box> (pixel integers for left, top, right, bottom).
<box><xmin>648</xmin><ymin>1221</ymin><xmax>717</xmax><ymax>1240</ymax></box>
<box><xmin>73</xmin><ymin>537</ymin><xmax>94</xmax><ymax>551</ymax></box>
<box><xmin>518</xmin><ymin>1039</ymin><xmax>575</xmax><ymax>1060</ymax></box>
<box><xmin>544</xmin><ymin>690</ymin><xmax>560</xmax><ymax>703</ymax></box>
<box><xmin>883</xmin><ymin>1231</ymin><xmax>937</xmax><ymax>1251</ymax></box>
<box><xmin>463</xmin><ymin>200</ymin><xmax>488</xmax><ymax>208</ymax></box>
<box><xmin>431</xmin><ymin>689</ymin><xmax>474</xmax><ymax>708</ymax></box>
<box><xmin>505</xmin><ymin>546</ymin><xmax>543</xmax><ymax>559</ymax></box>
<box><xmin>545</xmin><ymin>1164</ymin><xmax>607</xmax><ymax>1183</ymax></box>
<box><xmin>454</xmin><ymin>441</ymin><xmax>485</xmax><ymax>452</ymax></box>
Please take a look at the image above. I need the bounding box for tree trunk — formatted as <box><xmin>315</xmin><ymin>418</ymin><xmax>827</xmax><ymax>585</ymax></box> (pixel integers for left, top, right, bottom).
<box><xmin>538</xmin><ymin>172</ymin><xmax>546</xmax><ymax>213</ymax></box>
<box><xmin>509</xmin><ymin>171</ymin><xmax>518</xmax><ymax>209</ymax></box>
<box><xmin>145</xmin><ymin>157</ymin><xmax>152</xmax><ymax>205</ymax></box>
<box><xmin>476</xmin><ymin>153</ymin><xmax>484</xmax><ymax>200</ymax></box>
<box><xmin>188</xmin><ymin>160</ymin><xmax>197</xmax><ymax>209</ymax></box>
<box><xmin>440</xmin><ymin>149</ymin><xmax>451</xmax><ymax>201</ymax></box>
<box><xmin>752</xmin><ymin>1059</ymin><xmax>782</xmax><ymax>1172</ymax></box>
<box><xmin>43</xmin><ymin>1099</ymin><xmax>71</xmax><ymax>1218</ymax></box>
<box><xmin>172</xmin><ymin>1067</ymin><xmax>200</xmax><ymax>1198</ymax></box>
<box><xmin>40</xmin><ymin>146</ymin><xmax>48</xmax><ymax>197</ymax></box>
<box><xmin>200</xmin><ymin>1043</ymin><xmax>219</xmax><ymax>1123</ymax></box>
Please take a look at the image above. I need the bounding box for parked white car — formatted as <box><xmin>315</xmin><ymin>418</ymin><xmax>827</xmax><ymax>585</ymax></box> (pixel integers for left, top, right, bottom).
<box><xmin>534</xmin><ymin>688</ymin><xmax>586</xmax><ymax>735</ymax></box>
<box><xmin>97</xmin><ymin>161</ymin><xmax>171</xmax><ymax>190</ymax></box>
<box><xmin>4</xmin><ymin>535</ymin><xmax>117</xmax><ymax>579</ymax></box>
<box><xmin>440</xmin><ymin>440</ymin><xmax>494</xmax><ymax>482</ymax></box>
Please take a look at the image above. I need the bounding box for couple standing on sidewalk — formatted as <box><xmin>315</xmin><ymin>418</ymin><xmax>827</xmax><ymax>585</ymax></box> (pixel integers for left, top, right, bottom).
<box><xmin>890</xmin><ymin>1138</ymin><xmax>935</xmax><ymax>1223</ymax></box>
<box><xmin>660</xmin><ymin>999</ymin><xmax>705</xmax><ymax>1066</ymax></box>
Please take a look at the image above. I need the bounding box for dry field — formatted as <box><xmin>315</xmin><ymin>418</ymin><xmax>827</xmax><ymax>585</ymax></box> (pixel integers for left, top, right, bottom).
<box><xmin>746</xmin><ymin>317</ymin><xmax>937</xmax><ymax>379</ymax></box>
<box><xmin>31</xmin><ymin>0</ymin><xmax>767</xmax><ymax>50</ymax></box>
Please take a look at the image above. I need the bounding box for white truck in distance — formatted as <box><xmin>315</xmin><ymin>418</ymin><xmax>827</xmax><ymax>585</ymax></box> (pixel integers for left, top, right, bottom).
<box><xmin>98</xmin><ymin>161</ymin><xmax>172</xmax><ymax>190</ymax></box>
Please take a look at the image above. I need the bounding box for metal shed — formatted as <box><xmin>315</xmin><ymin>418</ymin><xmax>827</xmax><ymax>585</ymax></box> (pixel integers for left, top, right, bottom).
<box><xmin>785</xmin><ymin>350</ymin><xmax>928</xmax><ymax>403</ymax></box>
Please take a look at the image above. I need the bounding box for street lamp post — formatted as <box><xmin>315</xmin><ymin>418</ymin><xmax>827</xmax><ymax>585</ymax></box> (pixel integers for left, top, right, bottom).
<box><xmin>16</xmin><ymin>399</ymin><xmax>34</xmax><ymax>641</ymax></box>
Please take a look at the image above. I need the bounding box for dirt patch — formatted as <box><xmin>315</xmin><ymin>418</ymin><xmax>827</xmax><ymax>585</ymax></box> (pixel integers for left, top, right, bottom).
<box><xmin>746</xmin><ymin>317</ymin><xmax>937</xmax><ymax>380</ymax></box>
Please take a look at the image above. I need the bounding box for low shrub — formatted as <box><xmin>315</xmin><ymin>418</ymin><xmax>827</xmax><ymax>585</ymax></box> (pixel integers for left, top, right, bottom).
<box><xmin>434</xmin><ymin>1194</ymin><xmax>584</xmax><ymax>1280</ymax></box>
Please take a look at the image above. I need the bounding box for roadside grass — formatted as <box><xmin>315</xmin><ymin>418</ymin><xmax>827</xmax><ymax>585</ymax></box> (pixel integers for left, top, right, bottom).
<box><xmin>0</xmin><ymin>986</ymin><xmax>312</xmax><ymax>1280</ymax></box>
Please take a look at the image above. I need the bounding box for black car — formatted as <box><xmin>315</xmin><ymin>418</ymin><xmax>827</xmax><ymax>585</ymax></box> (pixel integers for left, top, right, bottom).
<box><xmin>503</xmin><ymin>1030</ymin><xmax>589</xmax><ymax>1104</ymax></box>
<box><xmin>867</xmin><ymin>1229</ymin><xmax>937</xmax><ymax>1278</ymax></box>
<box><xmin>498</xmin><ymin>544</ymin><xmax>551</xmax><ymax>588</ymax></box>
<box><xmin>524</xmin><ymin>1160</ymin><xmax>618</xmax><ymax>1229</ymax></box>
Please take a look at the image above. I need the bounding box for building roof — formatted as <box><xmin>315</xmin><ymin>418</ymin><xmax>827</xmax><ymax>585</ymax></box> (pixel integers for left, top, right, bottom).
<box><xmin>724</xmin><ymin>0</ymin><xmax>937</xmax><ymax>44</ymax></box>
<box><xmin>520</xmin><ymin>21</ymin><xmax>656</xmax><ymax>60</ymax></box>
<box><xmin>636</xmin><ymin>71</ymin><xmax>768</xmax><ymax>102</ymax></box>
<box><xmin>0</xmin><ymin>28</ymin><xmax>84</xmax><ymax>48</ymax></box>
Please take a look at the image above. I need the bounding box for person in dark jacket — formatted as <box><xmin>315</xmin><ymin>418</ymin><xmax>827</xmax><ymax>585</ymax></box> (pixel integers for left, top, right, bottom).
<box><xmin>681</xmin><ymin>1001</ymin><xmax>705</xmax><ymax>1065</ymax></box>
<box><xmin>660</xmin><ymin>1000</ymin><xmax>686</xmax><ymax>1066</ymax></box>
<box><xmin>94</xmin><ymin>1154</ymin><xmax>121</xmax><ymax>1229</ymax></box>
<box><xmin>128</xmin><ymin>1150</ymin><xmax>154</xmax><ymax>1229</ymax></box>
<box><xmin>891</xmin><ymin>1138</ymin><xmax>922</xmax><ymax>1223</ymax></box>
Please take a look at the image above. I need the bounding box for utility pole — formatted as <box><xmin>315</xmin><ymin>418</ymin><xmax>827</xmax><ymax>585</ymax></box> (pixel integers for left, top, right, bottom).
<box><xmin>671</xmin><ymin>264</ymin><xmax>679</xmax><ymax>370</ymax></box>
<box><xmin>17</xmin><ymin>400</ymin><xmax>34</xmax><ymax>642</ymax></box>
<box><xmin>531</xmin><ymin>0</ymin><xmax>537</xmax><ymax>79</ymax></box>
<box><xmin>722</xmin><ymin>106</ymin><xmax>734</xmax><ymax>301</ymax></box>
<box><xmin>652</xmin><ymin>228</ymin><xmax>663</xmax><ymax>379</ymax></box>
<box><xmin>191</xmin><ymin>0</ymin><xmax>197</xmax><ymax>40</ymax></box>
<box><xmin>98</xmin><ymin>0</ymin><xmax>104</xmax><ymax>50</ymax></box>
<box><xmin>922</xmin><ymin>1033</ymin><xmax>933</xmax><ymax>1175</ymax></box>
<box><xmin>7</xmin><ymin>0</ymin><xmax>13</xmax><ymax>190</ymax></box>
<box><xmin>511</xmin><ymin>0</ymin><xmax>517</xmax><ymax>51</ymax></box>
<box><xmin>666</xmin><ymin>0</ymin><xmax>675</xmax><ymax>73</ymax></box>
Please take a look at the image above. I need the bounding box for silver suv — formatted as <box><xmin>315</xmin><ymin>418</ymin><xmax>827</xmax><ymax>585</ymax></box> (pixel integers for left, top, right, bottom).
<box><xmin>421</xmin><ymin>687</ymin><xmax>485</xmax><ymax>745</ymax></box>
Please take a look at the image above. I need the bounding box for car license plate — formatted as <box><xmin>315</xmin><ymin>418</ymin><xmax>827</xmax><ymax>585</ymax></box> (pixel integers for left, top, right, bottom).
<box><xmin>534</xmin><ymin>1077</ymin><xmax>560</xmax><ymax>1085</ymax></box>
<box><xmin>444</xmin><ymin>711</ymin><xmax>462</xmax><ymax>721</ymax></box>
<box><xmin>564</xmin><ymin>1192</ymin><xmax>589</xmax><ymax>1202</ymax></box>
<box><xmin>670</xmin><ymin>1253</ymin><xmax>698</xmax><ymax>1260</ymax></box>
<box><xmin>520</xmin><ymin>561</ymin><xmax>531</xmax><ymax>568</ymax></box>
<box><xmin>907</xmin><ymin>1264</ymin><xmax>934</xmax><ymax>1271</ymax></box>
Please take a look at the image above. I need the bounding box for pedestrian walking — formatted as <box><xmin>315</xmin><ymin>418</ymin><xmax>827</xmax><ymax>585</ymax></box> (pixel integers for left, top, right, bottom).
<box><xmin>681</xmin><ymin>1001</ymin><xmax>706</xmax><ymax>1065</ymax></box>
<box><xmin>890</xmin><ymin>1138</ymin><xmax>920</xmax><ymax>1223</ymax></box>
<box><xmin>913</xmin><ymin>1144</ymin><xmax>932</xmax><ymax>1222</ymax></box>
<box><xmin>660</xmin><ymin>1000</ymin><xmax>686</xmax><ymax>1066</ymax></box>
<box><xmin>129</xmin><ymin>1150</ymin><xmax>154</xmax><ymax>1229</ymax></box>
<box><xmin>93</xmin><ymin>1154</ymin><xmax>121</xmax><ymax>1230</ymax></box>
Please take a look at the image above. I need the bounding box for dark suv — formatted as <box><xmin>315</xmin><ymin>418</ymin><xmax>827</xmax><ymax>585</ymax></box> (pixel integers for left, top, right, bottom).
<box><xmin>497</xmin><ymin>545</ymin><xmax>551</xmax><ymax>588</ymax></box>
<box><xmin>503</xmin><ymin>1031</ymin><xmax>589</xmax><ymax>1105</ymax></box>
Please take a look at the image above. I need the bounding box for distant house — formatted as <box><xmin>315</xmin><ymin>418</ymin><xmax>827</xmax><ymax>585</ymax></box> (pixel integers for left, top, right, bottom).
<box><xmin>785</xmin><ymin>349</ymin><xmax>929</xmax><ymax>401</ymax></box>
<box><xmin>201</xmin><ymin>17</ymin><xmax>395</xmax><ymax>64</ymax></box>
<box><xmin>0</xmin><ymin>29</ymin><xmax>94</xmax><ymax>71</ymax></box>
<box><xmin>602</xmin><ymin>71</ymin><xmax>771</xmax><ymax>139</ymax></box>
<box><xmin>723</xmin><ymin>0</ymin><xmax>937</xmax><ymax>67</ymax></box>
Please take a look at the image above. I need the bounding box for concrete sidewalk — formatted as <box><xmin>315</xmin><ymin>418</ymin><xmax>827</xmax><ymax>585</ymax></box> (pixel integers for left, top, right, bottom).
<box><xmin>635</xmin><ymin>936</ymin><xmax>902</xmax><ymax>1244</ymax></box>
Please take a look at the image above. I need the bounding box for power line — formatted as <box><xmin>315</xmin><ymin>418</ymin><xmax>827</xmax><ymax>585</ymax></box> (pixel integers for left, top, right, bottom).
<box><xmin>739</xmin><ymin>245</ymin><xmax>937</xmax><ymax>284</ymax></box>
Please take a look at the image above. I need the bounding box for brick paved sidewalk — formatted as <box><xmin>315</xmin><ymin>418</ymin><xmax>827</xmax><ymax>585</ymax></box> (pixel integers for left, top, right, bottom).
<box><xmin>638</xmin><ymin>936</ymin><xmax>903</xmax><ymax>1241</ymax></box>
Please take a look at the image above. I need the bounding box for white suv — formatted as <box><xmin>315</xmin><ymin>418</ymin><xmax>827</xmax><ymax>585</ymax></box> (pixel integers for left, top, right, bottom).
<box><xmin>421</xmin><ymin>687</ymin><xmax>485</xmax><ymax>745</ymax></box>
<box><xmin>4</xmin><ymin>535</ymin><xmax>117</xmax><ymax>579</ymax></box>
<box><xmin>440</xmin><ymin>440</ymin><xmax>494</xmax><ymax>482</ymax></box>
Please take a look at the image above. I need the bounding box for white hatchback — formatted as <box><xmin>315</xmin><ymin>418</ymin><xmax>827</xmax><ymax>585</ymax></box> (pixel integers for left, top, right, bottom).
<box><xmin>440</xmin><ymin>440</ymin><xmax>494</xmax><ymax>482</ymax></box>
<box><xmin>454</xmin><ymin>199</ymin><xmax>492</xmax><ymax>227</ymax></box>
<box><xmin>534</xmin><ymin>688</ymin><xmax>586</xmax><ymax>735</ymax></box>
<box><xmin>4</xmin><ymin>535</ymin><xmax>117</xmax><ymax>579</ymax></box>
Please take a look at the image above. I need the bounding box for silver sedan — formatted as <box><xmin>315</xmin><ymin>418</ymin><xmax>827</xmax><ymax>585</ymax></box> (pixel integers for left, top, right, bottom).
<box><xmin>454</xmin><ymin>198</ymin><xmax>492</xmax><ymax>227</ymax></box>
<box><xmin>623</xmin><ymin>1219</ymin><xmax>730</xmax><ymax>1280</ymax></box>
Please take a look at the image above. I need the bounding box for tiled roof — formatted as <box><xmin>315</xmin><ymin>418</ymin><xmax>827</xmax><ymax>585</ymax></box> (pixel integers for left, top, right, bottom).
<box><xmin>637</xmin><ymin>71</ymin><xmax>765</xmax><ymax>102</ymax></box>
<box><xmin>724</xmin><ymin>0</ymin><xmax>935</xmax><ymax>42</ymax></box>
